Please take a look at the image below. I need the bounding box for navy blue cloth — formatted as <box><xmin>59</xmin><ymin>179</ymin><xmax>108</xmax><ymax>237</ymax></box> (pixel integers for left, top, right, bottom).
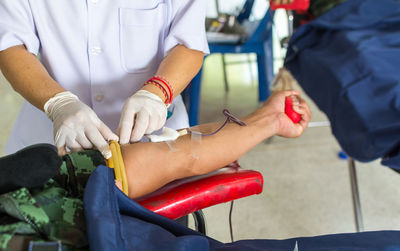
<box><xmin>84</xmin><ymin>165</ymin><xmax>400</xmax><ymax>250</ymax></box>
<box><xmin>285</xmin><ymin>0</ymin><xmax>400</xmax><ymax>169</ymax></box>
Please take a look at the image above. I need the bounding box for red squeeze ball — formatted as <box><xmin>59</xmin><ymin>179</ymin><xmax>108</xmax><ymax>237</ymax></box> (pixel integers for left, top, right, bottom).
<box><xmin>269</xmin><ymin>0</ymin><xmax>310</xmax><ymax>11</ymax></box>
<box><xmin>285</xmin><ymin>96</ymin><xmax>301</xmax><ymax>123</ymax></box>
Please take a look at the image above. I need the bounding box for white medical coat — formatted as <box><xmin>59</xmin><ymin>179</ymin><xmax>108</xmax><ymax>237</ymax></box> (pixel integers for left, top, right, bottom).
<box><xmin>0</xmin><ymin>0</ymin><xmax>209</xmax><ymax>154</ymax></box>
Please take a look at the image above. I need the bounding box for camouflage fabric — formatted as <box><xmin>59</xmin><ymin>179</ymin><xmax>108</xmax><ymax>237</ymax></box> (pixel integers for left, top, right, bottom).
<box><xmin>309</xmin><ymin>0</ymin><xmax>348</xmax><ymax>17</ymax></box>
<box><xmin>0</xmin><ymin>150</ymin><xmax>105</xmax><ymax>251</ymax></box>
<box><xmin>55</xmin><ymin>150</ymin><xmax>106</xmax><ymax>198</ymax></box>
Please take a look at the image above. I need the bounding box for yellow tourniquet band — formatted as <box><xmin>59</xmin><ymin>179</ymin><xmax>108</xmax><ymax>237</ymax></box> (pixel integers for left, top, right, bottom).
<box><xmin>106</xmin><ymin>141</ymin><xmax>129</xmax><ymax>196</ymax></box>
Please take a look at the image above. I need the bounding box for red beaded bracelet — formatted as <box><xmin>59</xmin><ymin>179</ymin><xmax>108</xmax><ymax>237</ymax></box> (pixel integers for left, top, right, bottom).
<box><xmin>144</xmin><ymin>79</ymin><xmax>169</xmax><ymax>105</ymax></box>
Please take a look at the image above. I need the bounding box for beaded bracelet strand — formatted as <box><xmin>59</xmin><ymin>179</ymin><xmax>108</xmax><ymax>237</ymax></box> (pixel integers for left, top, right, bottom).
<box><xmin>150</xmin><ymin>76</ymin><xmax>174</xmax><ymax>104</ymax></box>
<box><xmin>144</xmin><ymin>79</ymin><xmax>170</xmax><ymax>105</ymax></box>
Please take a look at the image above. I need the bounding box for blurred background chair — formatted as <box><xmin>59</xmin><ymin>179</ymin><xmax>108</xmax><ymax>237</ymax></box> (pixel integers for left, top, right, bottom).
<box><xmin>184</xmin><ymin>0</ymin><xmax>275</xmax><ymax>126</ymax></box>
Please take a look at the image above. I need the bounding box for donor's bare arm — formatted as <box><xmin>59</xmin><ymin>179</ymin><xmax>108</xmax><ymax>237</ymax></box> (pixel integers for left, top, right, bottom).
<box><xmin>120</xmin><ymin>90</ymin><xmax>311</xmax><ymax>199</ymax></box>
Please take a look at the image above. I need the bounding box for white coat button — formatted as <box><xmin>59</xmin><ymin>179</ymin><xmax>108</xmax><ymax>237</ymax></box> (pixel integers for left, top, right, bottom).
<box><xmin>91</xmin><ymin>0</ymin><xmax>100</xmax><ymax>4</ymax></box>
<box><xmin>90</xmin><ymin>46</ymin><xmax>102</xmax><ymax>55</ymax></box>
<box><xmin>95</xmin><ymin>93</ymin><xmax>104</xmax><ymax>102</ymax></box>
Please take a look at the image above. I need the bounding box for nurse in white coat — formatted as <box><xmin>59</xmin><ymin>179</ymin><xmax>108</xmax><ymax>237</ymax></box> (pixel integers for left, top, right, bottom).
<box><xmin>0</xmin><ymin>0</ymin><xmax>209</xmax><ymax>158</ymax></box>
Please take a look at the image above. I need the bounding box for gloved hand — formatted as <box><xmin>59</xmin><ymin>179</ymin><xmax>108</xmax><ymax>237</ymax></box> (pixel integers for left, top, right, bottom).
<box><xmin>117</xmin><ymin>90</ymin><xmax>167</xmax><ymax>144</ymax></box>
<box><xmin>44</xmin><ymin>91</ymin><xmax>119</xmax><ymax>158</ymax></box>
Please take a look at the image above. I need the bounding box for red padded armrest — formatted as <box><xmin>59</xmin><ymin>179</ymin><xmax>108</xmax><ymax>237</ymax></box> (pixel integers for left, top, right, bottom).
<box><xmin>136</xmin><ymin>163</ymin><xmax>263</xmax><ymax>220</ymax></box>
<box><xmin>270</xmin><ymin>0</ymin><xmax>310</xmax><ymax>11</ymax></box>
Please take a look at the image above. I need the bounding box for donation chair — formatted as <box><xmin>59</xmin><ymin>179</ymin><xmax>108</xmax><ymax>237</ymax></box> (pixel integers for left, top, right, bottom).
<box><xmin>135</xmin><ymin>161</ymin><xmax>263</xmax><ymax>234</ymax></box>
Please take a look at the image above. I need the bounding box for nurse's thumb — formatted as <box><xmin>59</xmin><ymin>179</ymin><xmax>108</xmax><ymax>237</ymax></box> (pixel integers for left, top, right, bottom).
<box><xmin>98</xmin><ymin>121</ymin><xmax>119</xmax><ymax>142</ymax></box>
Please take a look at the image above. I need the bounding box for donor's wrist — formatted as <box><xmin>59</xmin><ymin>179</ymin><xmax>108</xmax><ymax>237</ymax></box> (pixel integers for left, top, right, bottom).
<box><xmin>243</xmin><ymin>112</ymin><xmax>278</xmax><ymax>139</ymax></box>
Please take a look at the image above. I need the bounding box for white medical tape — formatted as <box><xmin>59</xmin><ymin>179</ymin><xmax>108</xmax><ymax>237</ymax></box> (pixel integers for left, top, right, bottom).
<box><xmin>165</xmin><ymin>140</ymin><xmax>179</xmax><ymax>152</ymax></box>
<box><xmin>189</xmin><ymin>131</ymin><xmax>202</xmax><ymax>160</ymax></box>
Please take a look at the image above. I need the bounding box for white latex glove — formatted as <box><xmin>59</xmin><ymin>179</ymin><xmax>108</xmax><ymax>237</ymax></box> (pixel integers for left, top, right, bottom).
<box><xmin>117</xmin><ymin>90</ymin><xmax>167</xmax><ymax>144</ymax></box>
<box><xmin>44</xmin><ymin>91</ymin><xmax>119</xmax><ymax>158</ymax></box>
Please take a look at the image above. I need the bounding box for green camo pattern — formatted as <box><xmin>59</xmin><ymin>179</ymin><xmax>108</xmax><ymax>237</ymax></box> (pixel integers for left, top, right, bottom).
<box><xmin>0</xmin><ymin>150</ymin><xmax>105</xmax><ymax>251</ymax></box>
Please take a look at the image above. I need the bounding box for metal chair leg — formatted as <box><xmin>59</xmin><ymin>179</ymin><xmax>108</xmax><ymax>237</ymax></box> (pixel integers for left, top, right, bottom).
<box><xmin>287</xmin><ymin>10</ymin><xmax>294</xmax><ymax>36</ymax></box>
<box><xmin>348</xmin><ymin>158</ymin><xmax>364</xmax><ymax>232</ymax></box>
<box><xmin>247</xmin><ymin>54</ymin><xmax>255</xmax><ymax>85</ymax></box>
<box><xmin>192</xmin><ymin>210</ymin><xmax>206</xmax><ymax>235</ymax></box>
<box><xmin>221</xmin><ymin>54</ymin><xmax>229</xmax><ymax>92</ymax></box>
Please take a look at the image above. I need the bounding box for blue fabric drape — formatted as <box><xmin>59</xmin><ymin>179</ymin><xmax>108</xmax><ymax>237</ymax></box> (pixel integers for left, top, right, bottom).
<box><xmin>84</xmin><ymin>166</ymin><xmax>400</xmax><ymax>250</ymax></box>
<box><xmin>285</xmin><ymin>0</ymin><xmax>400</xmax><ymax>169</ymax></box>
